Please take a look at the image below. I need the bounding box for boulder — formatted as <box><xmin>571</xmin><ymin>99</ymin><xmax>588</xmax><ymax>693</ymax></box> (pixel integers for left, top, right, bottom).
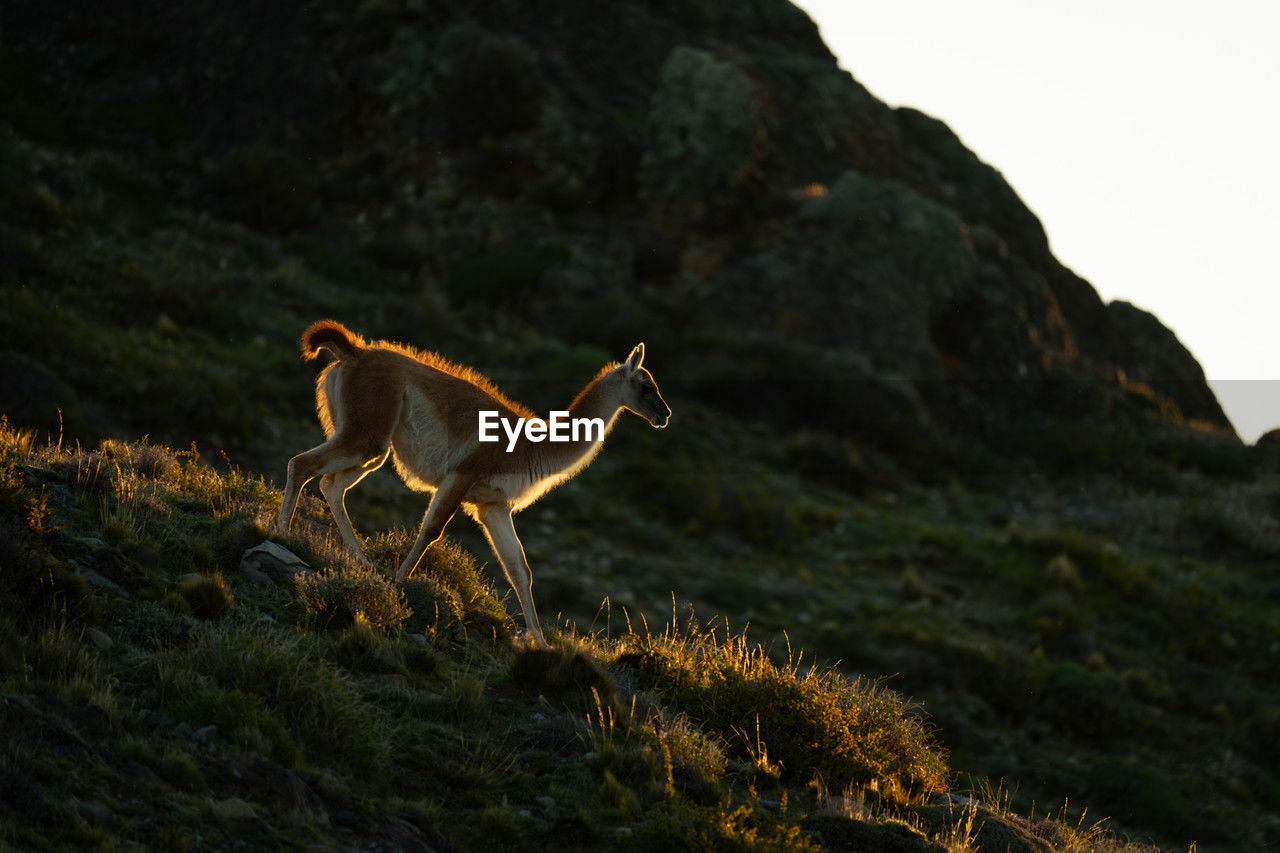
<box><xmin>239</xmin><ymin>542</ymin><xmax>314</xmax><ymax>587</ymax></box>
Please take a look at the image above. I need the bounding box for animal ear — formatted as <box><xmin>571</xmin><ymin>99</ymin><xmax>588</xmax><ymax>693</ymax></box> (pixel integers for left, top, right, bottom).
<box><xmin>625</xmin><ymin>343</ymin><xmax>645</xmax><ymax>374</ymax></box>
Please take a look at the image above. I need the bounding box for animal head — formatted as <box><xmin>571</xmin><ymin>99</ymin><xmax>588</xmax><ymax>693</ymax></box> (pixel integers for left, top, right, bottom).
<box><xmin>621</xmin><ymin>343</ymin><xmax>671</xmax><ymax>428</ymax></box>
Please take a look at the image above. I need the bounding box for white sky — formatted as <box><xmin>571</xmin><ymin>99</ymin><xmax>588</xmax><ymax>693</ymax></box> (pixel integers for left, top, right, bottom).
<box><xmin>795</xmin><ymin>0</ymin><xmax>1280</xmax><ymax>442</ymax></box>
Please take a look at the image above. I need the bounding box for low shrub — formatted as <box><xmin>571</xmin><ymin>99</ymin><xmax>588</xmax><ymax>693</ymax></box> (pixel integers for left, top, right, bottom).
<box><xmin>412</xmin><ymin>539</ymin><xmax>510</xmax><ymax>639</ymax></box>
<box><xmin>400</xmin><ymin>575</ymin><xmax>464</xmax><ymax>635</ymax></box>
<box><xmin>296</xmin><ymin>562</ymin><xmax>411</xmax><ymax>630</ymax></box>
<box><xmin>619</xmin><ymin>621</ymin><xmax>947</xmax><ymax>801</ymax></box>
<box><xmin>509</xmin><ymin>642</ymin><xmax>616</xmax><ymax>709</ymax></box>
<box><xmin>179</xmin><ymin>573</ymin><xmax>234</xmax><ymax>621</ymax></box>
<box><xmin>333</xmin><ymin>616</ymin><xmax>404</xmax><ymax>674</ymax></box>
<box><xmin>640</xmin><ymin>799</ymin><xmax>820</xmax><ymax>852</ymax></box>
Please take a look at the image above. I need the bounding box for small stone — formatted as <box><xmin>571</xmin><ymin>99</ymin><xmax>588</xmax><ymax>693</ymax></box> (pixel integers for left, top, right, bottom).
<box><xmin>407</xmin><ymin>633</ymin><xmax>427</xmax><ymax>647</ymax></box>
<box><xmin>125</xmin><ymin>760</ymin><xmax>168</xmax><ymax>789</ymax></box>
<box><xmin>85</xmin><ymin>627</ymin><xmax>112</xmax><ymax>650</ymax></box>
<box><xmin>174</xmin><ymin>721</ymin><xmax>193</xmax><ymax>737</ymax></box>
<box><xmin>192</xmin><ymin>724</ymin><xmax>217</xmax><ymax>742</ymax></box>
<box><xmin>83</xmin><ymin>569</ymin><xmax>124</xmax><ymax>593</ymax></box>
<box><xmin>73</xmin><ymin>799</ymin><xmax>111</xmax><ymax>824</ymax></box>
<box><xmin>212</xmin><ymin>797</ymin><xmax>257</xmax><ymax>821</ymax></box>
<box><xmin>249</xmin><ymin>541</ymin><xmax>308</xmax><ymax>565</ymax></box>
<box><xmin>535</xmin><ymin>796</ymin><xmax>555</xmax><ymax>810</ymax></box>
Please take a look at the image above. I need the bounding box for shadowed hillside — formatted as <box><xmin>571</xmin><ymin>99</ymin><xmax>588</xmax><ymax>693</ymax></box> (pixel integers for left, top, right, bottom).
<box><xmin>0</xmin><ymin>423</ymin><xmax>1195</xmax><ymax>851</ymax></box>
<box><xmin>2</xmin><ymin>0</ymin><xmax>1278</xmax><ymax>849</ymax></box>
<box><xmin>1</xmin><ymin>0</ymin><xmax>1241</xmax><ymax>472</ymax></box>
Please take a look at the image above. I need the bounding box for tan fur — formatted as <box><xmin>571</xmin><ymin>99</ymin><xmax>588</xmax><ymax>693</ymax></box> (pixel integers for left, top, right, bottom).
<box><xmin>277</xmin><ymin>320</ymin><xmax>671</xmax><ymax>646</ymax></box>
<box><xmin>302</xmin><ymin>319</ymin><xmax>363</xmax><ymax>360</ymax></box>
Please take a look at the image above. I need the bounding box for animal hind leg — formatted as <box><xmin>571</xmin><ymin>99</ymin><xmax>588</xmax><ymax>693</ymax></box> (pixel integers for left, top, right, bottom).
<box><xmin>280</xmin><ymin>377</ymin><xmax>402</xmax><ymax>534</ymax></box>
<box><xmin>278</xmin><ymin>440</ymin><xmax>379</xmax><ymax>532</ymax></box>
<box><xmin>280</xmin><ymin>441</ymin><xmax>353</xmax><ymax>531</ymax></box>
<box><xmin>285</xmin><ymin>358</ymin><xmax>404</xmax><ymax>532</ymax></box>
<box><xmin>319</xmin><ymin>448</ymin><xmax>391</xmax><ymax>564</ymax></box>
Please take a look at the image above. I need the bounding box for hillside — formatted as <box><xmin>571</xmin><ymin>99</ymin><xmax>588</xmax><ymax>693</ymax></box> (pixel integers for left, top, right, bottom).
<box><xmin>2</xmin><ymin>0</ymin><xmax>1279</xmax><ymax>849</ymax></box>
<box><xmin>1</xmin><ymin>424</ymin><xmax>1183</xmax><ymax>851</ymax></box>
<box><xmin>0</xmin><ymin>0</ymin><xmax>1243</xmax><ymax>469</ymax></box>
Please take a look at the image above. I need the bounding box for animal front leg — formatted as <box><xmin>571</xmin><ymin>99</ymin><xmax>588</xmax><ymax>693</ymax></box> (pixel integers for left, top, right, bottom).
<box><xmin>478</xmin><ymin>506</ymin><xmax>547</xmax><ymax>647</ymax></box>
<box><xmin>396</xmin><ymin>473</ymin><xmax>474</xmax><ymax>581</ymax></box>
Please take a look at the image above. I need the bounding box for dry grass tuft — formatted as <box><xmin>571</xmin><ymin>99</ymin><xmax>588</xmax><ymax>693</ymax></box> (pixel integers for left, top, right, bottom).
<box><xmin>616</xmin><ymin>617</ymin><xmax>948</xmax><ymax>804</ymax></box>
<box><xmin>295</xmin><ymin>562</ymin><xmax>411</xmax><ymax>631</ymax></box>
<box><xmin>179</xmin><ymin>573</ymin><xmax>234</xmax><ymax>621</ymax></box>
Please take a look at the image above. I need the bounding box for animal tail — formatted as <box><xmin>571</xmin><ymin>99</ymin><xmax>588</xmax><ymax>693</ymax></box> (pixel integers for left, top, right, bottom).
<box><xmin>301</xmin><ymin>320</ymin><xmax>364</xmax><ymax>361</ymax></box>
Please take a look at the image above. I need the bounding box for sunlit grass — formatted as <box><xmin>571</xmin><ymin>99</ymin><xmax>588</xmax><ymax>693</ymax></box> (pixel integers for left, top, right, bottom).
<box><xmin>0</xmin><ymin>420</ymin><xmax>1243</xmax><ymax>849</ymax></box>
<box><xmin>613</xmin><ymin>616</ymin><xmax>948</xmax><ymax>805</ymax></box>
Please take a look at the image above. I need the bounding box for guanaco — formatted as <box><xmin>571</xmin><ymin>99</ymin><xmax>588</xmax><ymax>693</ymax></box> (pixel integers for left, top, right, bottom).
<box><xmin>277</xmin><ymin>320</ymin><xmax>671</xmax><ymax>646</ymax></box>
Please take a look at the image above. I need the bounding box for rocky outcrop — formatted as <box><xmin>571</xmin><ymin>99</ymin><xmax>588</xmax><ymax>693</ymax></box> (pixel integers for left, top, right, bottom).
<box><xmin>1104</xmin><ymin>301</ymin><xmax>1230</xmax><ymax>427</ymax></box>
<box><xmin>0</xmin><ymin>0</ymin><xmax>1237</xmax><ymax>469</ymax></box>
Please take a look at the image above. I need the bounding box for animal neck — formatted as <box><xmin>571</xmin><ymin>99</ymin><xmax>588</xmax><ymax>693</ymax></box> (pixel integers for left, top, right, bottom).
<box><xmin>531</xmin><ymin>367</ymin><xmax>624</xmax><ymax>477</ymax></box>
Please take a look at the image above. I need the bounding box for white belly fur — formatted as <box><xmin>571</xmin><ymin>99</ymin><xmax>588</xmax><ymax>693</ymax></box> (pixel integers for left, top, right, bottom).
<box><xmin>388</xmin><ymin>386</ymin><xmax>576</xmax><ymax>509</ymax></box>
<box><xmin>389</xmin><ymin>387</ymin><xmax>535</xmax><ymax>505</ymax></box>
<box><xmin>389</xmin><ymin>387</ymin><xmax>460</xmax><ymax>491</ymax></box>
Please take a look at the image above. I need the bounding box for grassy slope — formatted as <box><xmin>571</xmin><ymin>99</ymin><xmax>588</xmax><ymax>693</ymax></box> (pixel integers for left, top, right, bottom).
<box><xmin>544</xmin><ymin>420</ymin><xmax>1280</xmax><ymax>849</ymax></box>
<box><xmin>0</xmin><ymin>424</ymin><xmax>1177</xmax><ymax>852</ymax></box>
